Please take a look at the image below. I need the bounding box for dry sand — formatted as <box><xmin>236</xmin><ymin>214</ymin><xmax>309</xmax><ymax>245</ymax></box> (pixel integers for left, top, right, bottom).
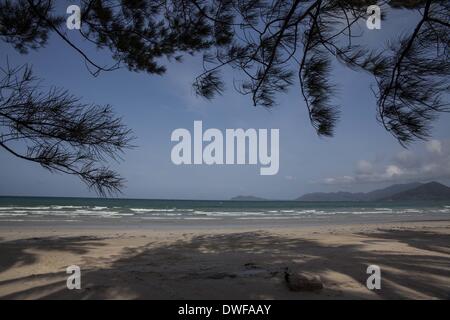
<box><xmin>0</xmin><ymin>221</ymin><xmax>449</xmax><ymax>299</ymax></box>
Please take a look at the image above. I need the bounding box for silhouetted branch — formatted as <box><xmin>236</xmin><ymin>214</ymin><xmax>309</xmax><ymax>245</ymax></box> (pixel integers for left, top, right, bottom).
<box><xmin>0</xmin><ymin>64</ymin><xmax>133</xmax><ymax>195</ymax></box>
<box><xmin>1</xmin><ymin>0</ymin><xmax>449</xmax><ymax>144</ymax></box>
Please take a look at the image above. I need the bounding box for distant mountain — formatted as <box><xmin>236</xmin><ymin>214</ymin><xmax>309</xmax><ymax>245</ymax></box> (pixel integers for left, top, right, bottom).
<box><xmin>296</xmin><ymin>191</ymin><xmax>366</xmax><ymax>202</ymax></box>
<box><xmin>364</xmin><ymin>182</ymin><xmax>423</xmax><ymax>201</ymax></box>
<box><xmin>230</xmin><ymin>195</ymin><xmax>267</xmax><ymax>201</ymax></box>
<box><xmin>380</xmin><ymin>182</ymin><xmax>450</xmax><ymax>201</ymax></box>
<box><xmin>295</xmin><ymin>182</ymin><xmax>447</xmax><ymax>201</ymax></box>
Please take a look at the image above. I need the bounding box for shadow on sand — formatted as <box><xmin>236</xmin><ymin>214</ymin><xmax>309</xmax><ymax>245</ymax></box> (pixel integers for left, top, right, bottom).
<box><xmin>0</xmin><ymin>229</ymin><xmax>449</xmax><ymax>299</ymax></box>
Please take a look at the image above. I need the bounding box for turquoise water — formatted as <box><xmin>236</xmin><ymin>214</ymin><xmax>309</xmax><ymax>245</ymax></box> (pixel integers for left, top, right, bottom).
<box><xmin>0</xmin><ymin>196</ymin><xmax>449</xmax><ymax>223</ymax></box>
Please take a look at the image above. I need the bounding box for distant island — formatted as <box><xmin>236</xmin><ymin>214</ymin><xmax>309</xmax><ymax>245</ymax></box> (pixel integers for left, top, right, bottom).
<box><xmin>296</xmin><ymin>181</ymin><xmax>450</xmax><ymax>202</ymax></box>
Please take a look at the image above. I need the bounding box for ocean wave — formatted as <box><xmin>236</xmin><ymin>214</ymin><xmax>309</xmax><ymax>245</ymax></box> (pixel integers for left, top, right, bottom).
<box><xmin>130</xmin><ymin>208</ymin><xmax>176</xmax><ymax>213</ymax></box>
<box><xmin>236</xmin><ymin>216</ymin><xmax>302</xmax><ymax>220</ymax></box>
<box><xmin>26</xmin><ymin>210</ymin><xmax>70</xmax><ymax>215</ymax></box>
<box><xmin>72</xmin><ymin>210</ymin><xmax>134</xmax><ymax>216</ymax></box>
<box><xmin>0</xmin><ymin>206</ymin><xmax>52</xmax><ymax>210</ymax></box>
<box><xmin>399</xmin><ymin>209</ymin><xmax>422</xmax><ymax>214</ymax></box>
<box><xmin>183</xmin><ymin>217</ymin><xmax>221</xmax><ymax>220</ymax></box>
<box><xmin>314</xmin><ymin>211</ymin><xmax>336</xmax><ymax>215</ymax></box>
<box><xmin>74</xmin><ymin>209</ymin><xmax>114</xmax><ymax>214</ymax></box>
<box><xmin>1</xmin><ymin>200</ymin><xmax>446</xmax><ymax>222</ymax></box>
<box><xmin>0</xmin><ymin>213</ymin><xmax>28</xmax><ymax>216</ymax></box>
<box><xmin>296</xmin><ymin>210</ymin><xmax>319</xmax><ymax>214</ymax></box>
<box><xmin>140</xmin><ymin>217</ymin><xmax>182</xmax><ymax>220</ymax></box>
<box><xmin>201</xmin><ymin>211</ymin><xmax>266</xmax><ymax>216</ymax></box>
<box><xmin>0</xmin><ymin>205</ymin><xmax>84</xmax><ymax>211</ymax></box>
<box><xmin>347</xmin><ymin>211</ymin><xmax>384</xmax><ymax>215</ymax></box>
<box><xmin>92</xmin><ymin>206</ymin><xmax>108</xmax><ymax>210</ymax></box>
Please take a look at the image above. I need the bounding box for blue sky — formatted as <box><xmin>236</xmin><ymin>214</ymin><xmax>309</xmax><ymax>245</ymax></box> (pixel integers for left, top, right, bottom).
<box><xmin>0</xmin><ymin>2</ymin><xmax>449</xmax><ymax>200</ymax></box>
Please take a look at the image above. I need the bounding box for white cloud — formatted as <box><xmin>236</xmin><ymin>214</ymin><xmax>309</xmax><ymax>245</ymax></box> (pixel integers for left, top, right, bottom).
<box><xmin>426</xmin><ymin>139</ymin><xmax>442</xmax><ymax>155</ymax></box>
<box><xmin>356</xmin><ymin>160</ymin><xmax>374</xmax><ymax>174</ymax></box>
<box><xmin>324</xmin><ymin>176</ymin><xmax>355</xmax><ymax>185</ymax></box>
<box><xmin>385</xmin><ymin>165</ymin><xmax>403</xmax><ymax>178</ymax></box>
<box><xmin>322</xmin><ymin>139</ymin><xmax>450</xmax><ymax>185</ymax></box>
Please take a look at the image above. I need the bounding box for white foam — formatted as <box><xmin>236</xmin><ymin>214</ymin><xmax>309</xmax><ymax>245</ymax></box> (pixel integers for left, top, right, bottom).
<box><xmin>0</xmin><ymin>206</ymin><xmax>52</xmax><ymax>210</ymax></box>
<box><xmin>400</xmin><ymin>209</ymin><xmax>422</xmax><ymax>213</ymax></box>
<box><xmin>73</xmin><ymin>210</ymin><xmax>124</xmax><ymax>216</ymax></box>
<box><xmin>0</xmin><ymin>213</ymin><xmax>28</xmax><ymax>216</ymax></box>
<box><xmin>28</xmin><ymin>210</ymin><xmax>68</xmax><ymax>215</ymax></box>
<box><xmin>92</xmin><ymin>206</ymin><xmax>108</xmax><ymax>210</ymax></box>
<box><xmin>183</xmin><ymin>217</ymin><xmax>221</xmax><ymax>220</ymax></box>
<box><xmin>314</xmin><ymin>211</ymin><xmax>336</xmax><ymax>215</ymax></box>
<box><xmin>130</xmin><ymin>208</ymin><xmax>175</xmax><ymax>213</ymax></box>
<box><xmin>203</xmin><ymin>211</ymin><xmax>266</xmax><ymax>216</ymax></box>
<box><xmin>295</xmin><ymin>210</ymin><xmax>318</xmax><ymax>214</ymax></box>
<box><xmin>237</xmin><ymin>216</ymin><xmax>301</xmax><ymax>220</ymax></box>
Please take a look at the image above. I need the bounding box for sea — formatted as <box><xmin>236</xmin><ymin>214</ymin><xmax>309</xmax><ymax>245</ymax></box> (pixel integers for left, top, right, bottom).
<box><xmin>0</xmin><ymin>196</ymin><xmax>449</xmax><ymax>228</ymax></box>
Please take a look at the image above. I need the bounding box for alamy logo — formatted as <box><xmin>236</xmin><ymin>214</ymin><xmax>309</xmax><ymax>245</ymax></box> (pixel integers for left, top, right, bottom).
<box><xmin>171</xmin><ymin>121</ymin><xmax>279</xmax><ymax>175</ymax></box>
<box><xmin>366</xmin><ymin>265</ymin><xmax>381</xmax><ymax>290</ymax></box>
<box><xmin>66</xmin><ymin>5</ymin><xmax>81</xmax><ymax>30</ymax></box>
<box><xmin>66</xmin><ymin>265</ymin><xmax>81</xmax><ymax>290</ymax></box>
<box><xmin>366</xmin><ymin>5</ymin><xmax>381</xmax><ymax>30</ymax></box>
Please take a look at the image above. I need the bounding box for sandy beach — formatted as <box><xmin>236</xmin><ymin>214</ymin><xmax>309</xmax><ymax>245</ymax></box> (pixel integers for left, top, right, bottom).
<box><xmin>1</xmin><ymin>220</ymin><xmax>449</xmax><ymax>300</ymax></box>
